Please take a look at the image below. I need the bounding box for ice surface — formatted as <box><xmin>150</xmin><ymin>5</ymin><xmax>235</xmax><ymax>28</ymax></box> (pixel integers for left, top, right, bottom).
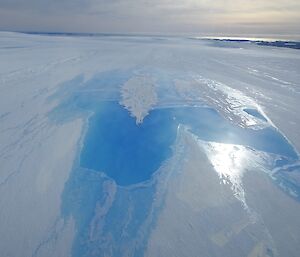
<box><xmin>0</xmin><ymin>32</ymin><xmax>300</xmax><ymax>257</ymax></box>
<box><xmin>120</xmin><ymin>76</ymin><xmax>158</xmax><ymax>124</ymax></box>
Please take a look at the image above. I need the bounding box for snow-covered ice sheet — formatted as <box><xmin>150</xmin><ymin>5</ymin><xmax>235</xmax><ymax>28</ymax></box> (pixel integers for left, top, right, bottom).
<box><xmin>0</xmin><ymin>32</ymin><xmax>300</xmax><ymax>257</ymax></box>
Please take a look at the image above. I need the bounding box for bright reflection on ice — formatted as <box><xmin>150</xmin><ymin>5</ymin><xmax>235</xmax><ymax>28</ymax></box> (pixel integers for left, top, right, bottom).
<box><xmin>207</xmin><ymin>144</ymin><xmax>246</xmax><ymax>180</ymax></box>
<box><xmin>190</xmin><ymin>135</ymin><xmax>271</xmax><ymax>212</ymax></box>
<box><xmin>201</xmin><ymin>142</ymin><xmax>248</xmax><ymax>208</ymax></box>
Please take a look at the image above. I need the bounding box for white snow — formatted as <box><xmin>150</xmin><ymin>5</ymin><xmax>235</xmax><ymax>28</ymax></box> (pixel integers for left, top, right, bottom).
<box><xmin>120</xmin><ymin>76</ymin><xmax>158</xmax><ymax>124</ymax></box>
<box><xmin>0</xmin><ymin>31</ymin><xmax>299</xmax><ymax>257</ymax></box>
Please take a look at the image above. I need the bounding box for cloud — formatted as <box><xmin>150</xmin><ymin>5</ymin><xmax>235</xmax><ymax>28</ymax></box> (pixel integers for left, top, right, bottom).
<box><xmin>0</xmin><ymin>0</ymin><xmax>299</xmax><ymax>36</ymax></box>
<box><xmin>0</xmin><ymin>0</ymin><xmax>93</xmax><ymax>12</ymax></box>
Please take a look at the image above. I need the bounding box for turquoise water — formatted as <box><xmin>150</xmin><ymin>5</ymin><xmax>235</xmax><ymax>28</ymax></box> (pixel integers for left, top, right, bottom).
<box><xmin>52</xmin><ymin>72</ymin><xmax>299</xmax><ymax>257</ymax></box>
<box><xmin>244</xmin><ymin>108</ymin><xmax>268</xmax><ymax>122</ymax></box>
<box><xmin>80</xmin><ymin>102</ymin><xmax>178</xmax><ymax>185</ymax></box>
<box><xmin>61</xmin><ymin>167</ymin><xmax>156</xmax><ymax>257</ymax></box>
<box><xmin>79</xmin><ymin>101</ymin><xmax>297</xmax><ymax>186</ymax></box>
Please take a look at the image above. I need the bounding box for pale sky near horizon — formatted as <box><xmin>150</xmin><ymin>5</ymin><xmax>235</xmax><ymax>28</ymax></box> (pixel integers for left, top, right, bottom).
<box><xmin>0</xmin><ymin>0</ymin><xmax>299</xmax><ymax>38</ymax></box>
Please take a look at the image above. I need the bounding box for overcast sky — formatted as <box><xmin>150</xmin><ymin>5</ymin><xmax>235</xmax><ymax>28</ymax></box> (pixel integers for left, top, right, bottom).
<box><xmin>0</xmin><ymin>0</ymin><xmax>299</xmax><ymax>38</ymax></box>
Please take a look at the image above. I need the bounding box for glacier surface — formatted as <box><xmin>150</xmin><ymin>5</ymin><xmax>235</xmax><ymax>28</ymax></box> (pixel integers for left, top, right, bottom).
<box><xmin>0</xmin><ymin>32</ymin><xmax>300</xmax><ymax>257</ymax></box>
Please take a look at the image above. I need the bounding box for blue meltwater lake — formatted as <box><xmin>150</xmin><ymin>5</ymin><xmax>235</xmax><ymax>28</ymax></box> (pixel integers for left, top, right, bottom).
<box><xmin>80</xmin><ymin>102</ymin><xmax>178</xmax><ymax>185</ymax></box>
<box><xmin>79</xmin><ymin>101</ymin><xmax>297</xmax><ymax>186</ymax></box>
<box><xmin>53</xmin><ymin>72</ymin><xmax>300</xmax><ymax>257</ymax></box>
